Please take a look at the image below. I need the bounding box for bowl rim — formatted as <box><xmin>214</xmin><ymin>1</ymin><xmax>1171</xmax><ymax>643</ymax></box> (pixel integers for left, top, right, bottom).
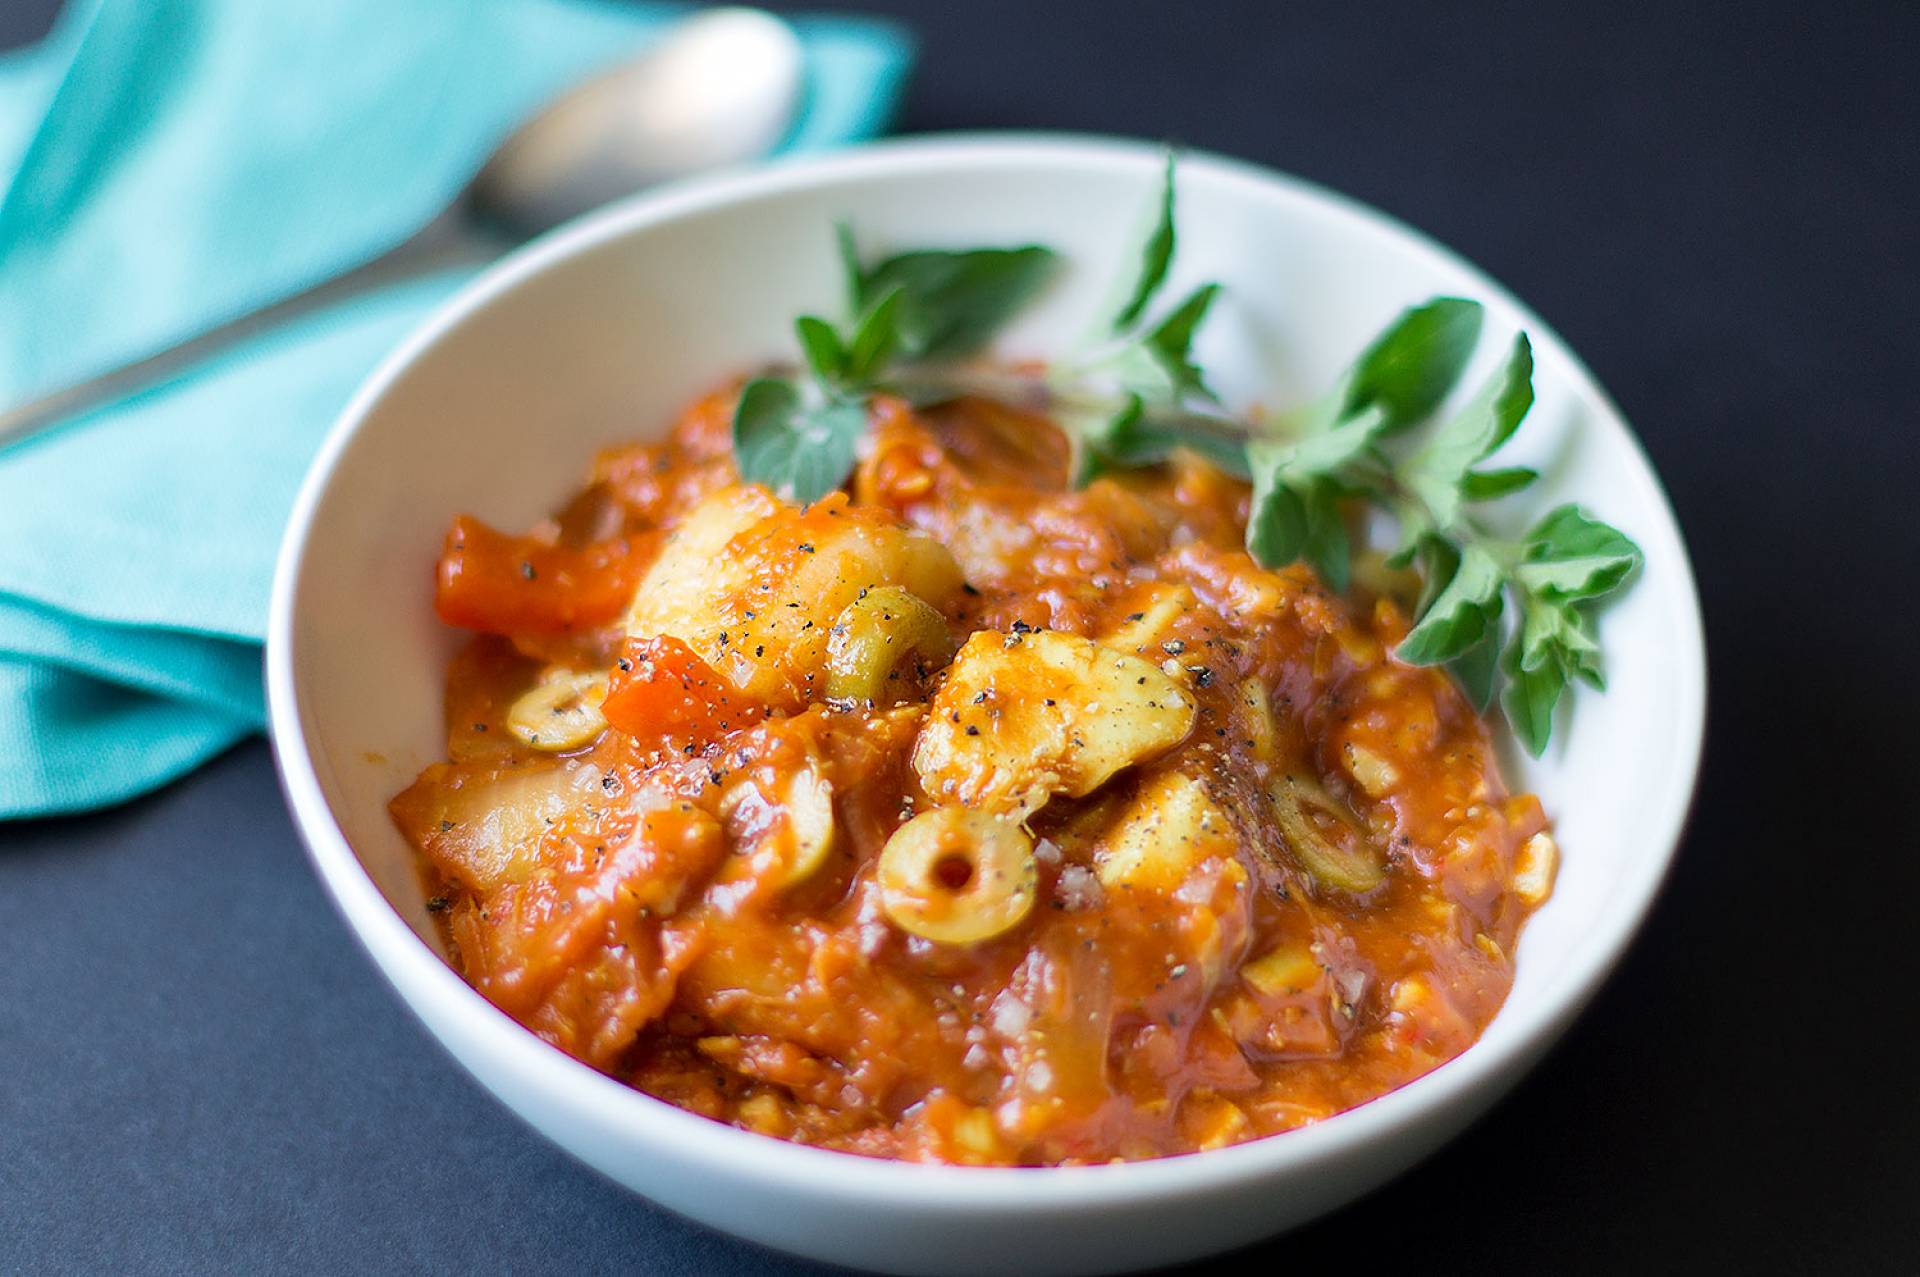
<box><xmin>267</xmin><ymin>131</ymin><xmax>1707</xmax><ymax>1209</ymax></box>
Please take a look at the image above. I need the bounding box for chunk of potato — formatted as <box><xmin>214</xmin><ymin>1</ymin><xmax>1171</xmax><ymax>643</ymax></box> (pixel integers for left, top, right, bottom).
<box><xmin>624</xmin><ymin>484</ymin><xmax>777</xmax><ymax>645</ymax></box>
<box><xmin>389</xmin><ymin>758</ymin><xmax>602</xmax><ymax>892</ymax></box>
<box><xmin>913</xmin><ymin>629</ymin><xmax>1196</xmax><ymax>816</ymax></box>
<box><xmin>1094</xmin><ymin>771</ymin><xmax>1237</xmax><ymax>893</ymax></box>
<box><xmin>1097</xmin><ymin>583</ymin><xmax>1197</xmax><ymax>656</ymax></box>
<box><xmin>624</xmin><ymin>486</ymin><xmax>962</xmax><ymax>708</ymax></box>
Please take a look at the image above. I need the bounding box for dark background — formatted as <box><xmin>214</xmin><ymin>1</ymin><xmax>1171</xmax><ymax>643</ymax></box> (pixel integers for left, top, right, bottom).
<box><xmin>4</xmin><ymin>1</ymin><xmax>1916</xmax><ymax>1272</ymax></box>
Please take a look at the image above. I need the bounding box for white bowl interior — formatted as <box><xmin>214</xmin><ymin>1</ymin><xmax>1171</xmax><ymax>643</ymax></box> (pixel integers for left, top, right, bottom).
<box><xmin>272</xmin><ymin>136</ymin><xmax>1704</xmax><ymax>1272</ymax></box>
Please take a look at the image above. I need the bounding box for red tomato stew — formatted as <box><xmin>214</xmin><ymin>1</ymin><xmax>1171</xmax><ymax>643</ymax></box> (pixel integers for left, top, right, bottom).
<box><xmin>391</xmin><ymin>384</ymin><xmax>1557</xmax><ymax>1165</ymax></box>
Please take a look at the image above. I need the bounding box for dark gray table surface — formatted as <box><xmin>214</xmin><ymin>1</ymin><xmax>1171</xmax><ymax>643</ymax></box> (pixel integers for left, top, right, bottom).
<box><xmin>5</xmin><ymin>1</ymin><xmax>1917</xmax><ymax>1272</ymax></box>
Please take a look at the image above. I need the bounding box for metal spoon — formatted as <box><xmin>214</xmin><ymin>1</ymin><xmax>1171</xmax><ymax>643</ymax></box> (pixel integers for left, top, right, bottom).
<box><xmin>0</xmin><ymin>7</ymin><xmax>804</xmax><ymax>453</ymax></box>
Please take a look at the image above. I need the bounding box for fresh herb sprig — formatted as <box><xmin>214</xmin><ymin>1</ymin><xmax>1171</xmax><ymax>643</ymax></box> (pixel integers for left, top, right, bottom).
<box><xmin>728</xmin><ymin>154</ymin><xmax>1641</xmax><ymax>753</ymax></box>
<box><xmin>1064</xmin><ymin>153</ymin><xmax>1242</xmax><ymax>484</ymax></box>
<box><xmin>1238</xmin><ymin>298</ymin><xmax>1640</xmax><ymax>754</ymax></box>
<box><xmin>1089</xmin><ymin>171</ymin><xmax>1642</xmax><ymax>754</ymax></box>
<box><xmin>733</xmin><ymin>232</ymin><xmax>1057</xmax><ymax>503</ymax></box>
<box><xmin>733</xmin><ymin>157</ymin><xmax>1245</xmax><ymax>502</ymax></box>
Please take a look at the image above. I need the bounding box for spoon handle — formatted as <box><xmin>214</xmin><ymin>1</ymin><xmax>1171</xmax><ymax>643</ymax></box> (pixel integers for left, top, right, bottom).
<box><xmin>0</xmin><ymin>214</ymin><xmax>500</xmax><ymax>455</ymax></box>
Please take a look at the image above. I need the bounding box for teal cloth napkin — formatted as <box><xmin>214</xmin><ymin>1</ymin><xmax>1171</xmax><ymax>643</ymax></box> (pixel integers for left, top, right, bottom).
<box><xmin>0</xmin><ymin>0</ymin><xmax>912</xmax><ymax>820</ymax></box>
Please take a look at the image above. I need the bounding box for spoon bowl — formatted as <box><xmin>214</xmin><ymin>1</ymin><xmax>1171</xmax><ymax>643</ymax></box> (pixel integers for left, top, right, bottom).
<box><xmin>472</xmin><ymin>8</ymin><xmax>805</xmax><ymax>236</ymax></box>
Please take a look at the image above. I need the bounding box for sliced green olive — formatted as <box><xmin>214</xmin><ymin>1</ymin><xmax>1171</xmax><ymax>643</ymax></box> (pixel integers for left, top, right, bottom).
<box><xmin>1269</xmin><ymin>772</ymin><xmax>1386</xmax><ymax>894</ymax></box>
<box><xmin>718</xmin><ymin>760</ymin><xmax>837</xmax><ymax>889</ymax></box>
<box><xmin>877</xmin><ymin>807</ymin><xmax>1036</xmax><ymax>945</ymax></box>
<box><xmin>824</xmin><ymin>586</ymin><xmax>954</xmax><ymax>705</ymax></box>
<box><xmin>506</xmin><ymin>669</ymin><xmax>608</xmax><ymax>752</ymax></box>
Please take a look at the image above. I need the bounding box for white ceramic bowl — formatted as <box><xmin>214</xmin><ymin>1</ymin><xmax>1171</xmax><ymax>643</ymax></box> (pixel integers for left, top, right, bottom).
<box><xmin>268</xmin><ymin>135</ymin><xmax>1706</xmax><ymax>1274</ymax></box>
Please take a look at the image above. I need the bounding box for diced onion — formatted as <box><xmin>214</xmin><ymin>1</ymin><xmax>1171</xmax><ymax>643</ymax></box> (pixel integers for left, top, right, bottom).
<box><xmin>1342</xmin><ymin>741</ymin><xmax>1400</xmax><ymax>797</ymax></box>
<box><xmin>1513</xmin><ymin>831</ymin><xmax>1558</xmax><ymax>905</ymax></box>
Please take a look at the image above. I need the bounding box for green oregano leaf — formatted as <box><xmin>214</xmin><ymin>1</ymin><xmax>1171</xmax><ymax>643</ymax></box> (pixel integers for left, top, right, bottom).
<box><xmin>1515</xmin><ymin>504</ymin><xmax>1643</xmax><ymax>599</ymax></box>
<box><xmin>793</xmin><ymin>316</ymin><xmax>845</xmax><ymax>386</ymax></box>
<box><xmin>857</xmin><ymin>246</ymin><xmax>1058</xmax><ymax>361</ymax></box>
<box><xmin>1400</xmin><ymin>333</ymin><xmax>1534</xmax><ymax>528</ymax></box>
<box><xmin>1500</xmin><ymin>625</ymin><xmax>1566</xmax><ymax>757</ymax></box>
<box><xmin>731</xmin><ymin>378</ymin><xmax>869</xmax><ymax>504</ymax></box>
<box><xmin>834</xmin><ymin>220</ymin><xmax>862</xmax><ymax>313</ymax></box>
<box><xmin>843</xmin><ymin>285</ymin><xmax>904</xmax><ymax>385</ymax></box>
<box><xmin>1247</xmin><ymin>443</ymin><xmax>1309</xmax><ymax>568</ymax></box>
<box><xmin>1397</xmin><ymin>543</ymin><xmax>1506</xmax><ymax>665</ymax></box>
<box><xmin>1459</xmin><ymin>466</ymin><xmax>1539</xmax><ymax>501</ymax></box>
<box><xmin>1343</xmin><ymin>297</ymin><xmax>1484</xmax><ymax>432</ymax></box>
<box><xmin>1071</xmin><ymin>392</ymin><xmax>1145</xmax><ymax>487</ymax></box>
<box><xmin>1523</xmin><ymin>597</ymin><xmax>1604</xmax><ymax>685</ymax></box>
<box><xmin>1141</xmin><ymin>282</ymin><xmax>1222</xmax><ymax>402</ymax></box>
<box><xmin>1448</xmin><ymin>630</ymin><xmax>1502</xmax><ymax>711</ymax></box>
<box><xmin>1111</xmin><ymin>150</ymin><xmax>1177</xmax><ymax>332</ymax></box>
<box><xmin>1301</xmin><ymin>477</ymin><xmax>1352</xmax><ymax>594</ymax></box>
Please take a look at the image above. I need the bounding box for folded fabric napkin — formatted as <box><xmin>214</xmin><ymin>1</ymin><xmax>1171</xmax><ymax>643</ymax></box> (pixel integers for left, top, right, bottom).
<box><xmin>0</xmin><ymin>0</ymin><xmax>912</xmax><ymax>819</ymax></box>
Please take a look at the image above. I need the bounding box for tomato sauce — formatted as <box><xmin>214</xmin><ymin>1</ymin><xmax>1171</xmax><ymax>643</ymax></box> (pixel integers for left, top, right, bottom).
<box><xmin>391</xmin><ymin>383</ymin><xmax>1554</xmax><ymax>1165</ymax></box>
